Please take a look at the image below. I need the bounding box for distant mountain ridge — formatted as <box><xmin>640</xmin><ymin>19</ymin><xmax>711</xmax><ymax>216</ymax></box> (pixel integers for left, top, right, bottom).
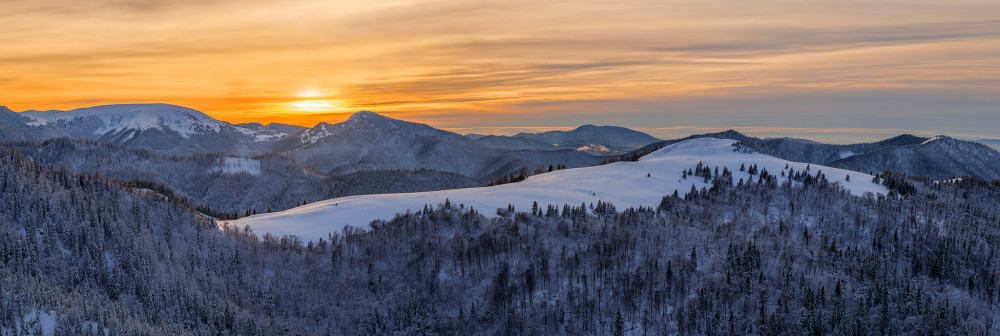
<box><xmin>11</xmin><ymin>137</ymin><xmax>481</xmax><ymax>215</ymax></box>
<box><xmin>471</xmin><ymin>124</ymin><xmax>661</xmax><ymax>155</ymax></box>
<box><xmin>5</xmin><ymin>103</ymin><xmax>997</xmax><ymax>181</ymax></box>
<box><xmin>233</xmin><ymin>122</ymin><xmax>308</xmax><ymax>134</ymax></box>
<box><xmin>514</xmin><ymin>124</ymin><xmax>660</xmax><ymax>149</ymax></box>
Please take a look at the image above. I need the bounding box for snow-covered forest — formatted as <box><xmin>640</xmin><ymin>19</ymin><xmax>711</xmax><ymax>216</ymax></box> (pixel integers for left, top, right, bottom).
<box><xmin>2</xmin><ymin>139</ymin><xmax>1000</xmax><ymax>335</ymax></box>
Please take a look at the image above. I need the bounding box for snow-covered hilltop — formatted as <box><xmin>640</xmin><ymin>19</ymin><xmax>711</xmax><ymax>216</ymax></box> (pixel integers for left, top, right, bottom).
<box><xmin>22</xmin><ymin>103</ymin><xmax>228</xmax><ymax>138</ymax></box>
<box><xmin>228</xmin><ymin>138</ymin><xmax>887</xmax><ymax>242</ymax></box>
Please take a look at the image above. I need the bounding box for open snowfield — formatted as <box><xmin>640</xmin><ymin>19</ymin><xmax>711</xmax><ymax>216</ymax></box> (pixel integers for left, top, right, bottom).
<box><xmin>226</xmin><ymin>138</ymin><xmax>887</xmax><ymax>242</ymax></box>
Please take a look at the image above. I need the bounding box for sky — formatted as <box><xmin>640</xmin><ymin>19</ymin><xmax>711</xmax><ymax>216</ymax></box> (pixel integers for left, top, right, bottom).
<box><xmin>2</xmin><ymin>0</ymin><xmax>999</xmax><ymax>143</ymax></box>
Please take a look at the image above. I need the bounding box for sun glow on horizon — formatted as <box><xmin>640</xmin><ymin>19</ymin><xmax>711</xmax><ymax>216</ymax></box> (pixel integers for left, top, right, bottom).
<box><xmin>288</xmin><ymin>100</ymin><xmax>343</xmax><ymax>112</ymax></box>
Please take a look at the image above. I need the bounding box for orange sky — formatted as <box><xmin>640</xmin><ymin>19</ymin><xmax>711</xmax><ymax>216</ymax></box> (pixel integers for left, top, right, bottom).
<box><xmin>2</xmin><ymin>0</ymin><xmax>999</xmax><ymax>140</ymax></box>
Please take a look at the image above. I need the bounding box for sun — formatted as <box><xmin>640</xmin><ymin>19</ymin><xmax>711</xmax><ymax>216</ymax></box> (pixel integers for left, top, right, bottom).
<box><xmin>289</xmin><ymin>100</ymin><xmax>340</xmax><ymax>111</ymax></box>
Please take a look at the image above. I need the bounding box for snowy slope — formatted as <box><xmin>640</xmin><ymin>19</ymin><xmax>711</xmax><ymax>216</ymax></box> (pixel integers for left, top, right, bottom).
<box><xmin>227</xmin><ymin>138</ymin><xmax>887</xmax><ymax>242</ymax></box>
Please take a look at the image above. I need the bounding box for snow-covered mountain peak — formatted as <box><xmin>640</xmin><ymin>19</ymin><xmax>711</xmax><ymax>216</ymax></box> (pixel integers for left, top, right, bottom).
<box><xmin>340</xmin><ymin>110</ymin><xmax>419</xmax><ymax>130</ymax></box>
<box><xmin>345</xmin><ymin>110</ymin><xmax>386</xmax><ymax>122</ymax></box>
<box><xmin>296</xmin><ymin>111</ymin><xmax>445</xmax><ymax>147</ymax></box>
<box><xmin>21</xmin><ymin>103</ymin><xmax>227</xmax><ymax>138</ymax></box>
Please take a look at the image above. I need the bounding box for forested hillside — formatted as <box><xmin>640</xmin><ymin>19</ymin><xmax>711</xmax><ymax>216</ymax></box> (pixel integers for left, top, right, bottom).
<box><xmin>11</xmin><ymin>138</ymin><xmax>479</xmax><ymax>216</ymax></box>
<box><xmin>2</xmin><ymin>139</ymin><xmax>999</xmax><ymax>334</ymax></box>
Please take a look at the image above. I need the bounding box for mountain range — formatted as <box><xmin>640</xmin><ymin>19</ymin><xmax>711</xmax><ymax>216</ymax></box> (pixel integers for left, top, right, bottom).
<box><xmin>2</xmin><ymin>102</ymin><xmax>998</xmax><ymax>218</ymax></box>
<box><xmin>1</xmin><ymin>105</ymin><xmax>626</xmax><ymax>179</ymax></box>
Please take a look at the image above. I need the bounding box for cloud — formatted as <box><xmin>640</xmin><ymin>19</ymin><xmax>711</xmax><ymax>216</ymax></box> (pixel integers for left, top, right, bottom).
<box><xmin>655</xmin><ymin>20</ymin><xmax>1000</xmax><ymax>55</ymax></box>
<box><xmin>1</xmin><ymin>0</ymin><xmax>998</xmax><ymax>134</ymax></box>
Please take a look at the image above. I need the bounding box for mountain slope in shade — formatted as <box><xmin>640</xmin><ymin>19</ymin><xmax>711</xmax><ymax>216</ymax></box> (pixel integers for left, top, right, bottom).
<box><xmin>229</xmin><ymin>138</ymin><xmax>886</xmax><ymax>242</ymax></box>
<box><xmin>759</xmin><ymin>134</ymin><xmax>928</xmax><ymax>164</ymax></box>
<box><xmin>17</xmin><ymin>104</ymin><xmax>276</xmax><ymax>155</ymax></box>
<box><xmin>13</xmin><ymin>138</ymin><xmax>480</xmax><ymax>215</ymax></box>
<box><xmin>235</xmin><ymin>122</ymin><xmax>307</xmax><ymax>134</ymax></box>
<box><xmin>235</xmin><ymin>122</ymin><xmax>307</xmax><ymax>142</ymax></box>
<box><xmin>0</xmin><ymin>106</ymin><xmax>68</xmax><ymax>142</ymax></box>
<box><xmin>828</xmin><ymin>136</ymin><xmax>1000</xmax><ymax>179</ymax></box>
<box><xmin>472</xmin><ymin>135</ymin><xmax>560</xmax><ymax>151</ymax></box>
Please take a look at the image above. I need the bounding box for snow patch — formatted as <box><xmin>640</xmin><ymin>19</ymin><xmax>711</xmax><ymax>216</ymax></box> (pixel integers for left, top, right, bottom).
<box><xmin>5</xmin><ymin>308</ymin><xmax>110</xmax><ymax>336</ymax></box>
<box><xmin>227</xmin><ymin>138</ymin><xmax>887</xmax><ymax>243</ymax></box>
<box><xmin>576</xmin><ymin>144</ymin><xmax>611</xmax><ymax>153</ymax></box>
<box><xmin>921</xmin><ymin>136</ymin><xmax>943</xmax><ymax>145</ymax></box>
<box><xmin>255</xmin><ymin>132</ymin><xmax>286</xmax><ymax>142</ymax></box>
<box><xmin>299</xmin><ymin>124</ymin><xmax>335</xmax><ymax>145</ymax></box>
<box><xmin>233</xmin><ymin>126</ymin><xmax>256</xmax><ymax>136</ymax></box>
<box><xmin>104</xmin><ymin>251</ymin><xmax>116</xmax><ymax>271</ymax></box>
<box><xmin>209</xmin><ymin>158</ymin><xmax>261</xmax><ymax>175</ymax></box>
<box><xmin>23</xmin><ymin>309</ymin><xmax>56</xmax><ymax>336</ymax></box>
<box><xmin>838</xmin><ymin>151</ymin><xmax>855</xmax><ymax>159</ymax></box>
